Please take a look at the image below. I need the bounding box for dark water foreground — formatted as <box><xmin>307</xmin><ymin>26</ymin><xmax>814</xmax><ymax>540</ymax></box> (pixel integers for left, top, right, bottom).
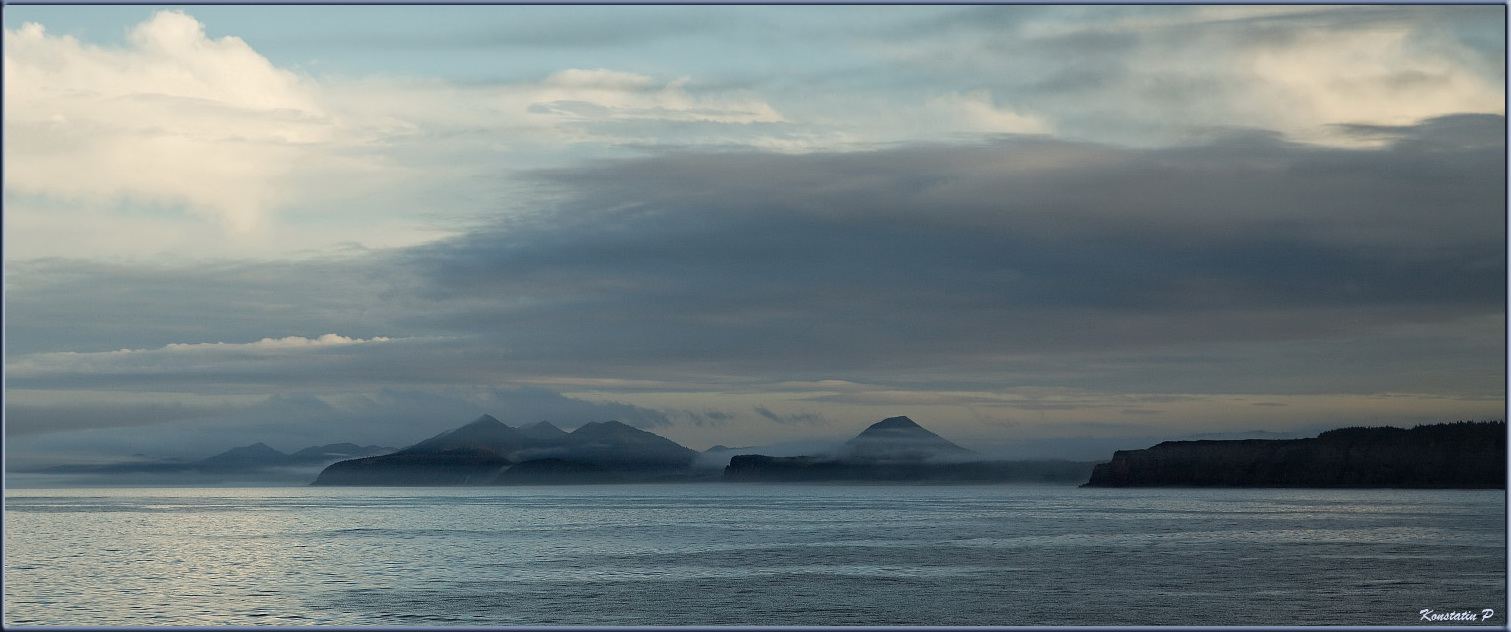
<box><xmin>4</xmin><ymin>484</ymin><xmax>1504</xmax><ymax>626</ymax></box>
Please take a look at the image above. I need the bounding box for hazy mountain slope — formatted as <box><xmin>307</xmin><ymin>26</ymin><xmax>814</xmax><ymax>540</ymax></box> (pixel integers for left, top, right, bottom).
<box><xmin>835</xmin><ymin>416</ymin><xmax>974</xmax><ymax>462</ymax></box>
<box><xmin>311</xmin><ymin>416</ymin><xmax>700</xmax><ymax>485</ymax></box>
<box><xmin>395</xmin><ymin>414</ymin><xmax>525</xmax><ymax>455</ymax></box>
<box><xmin>722</xmin><ymin>416</ymin><xmax>1096</xmax><ymax>483</ymax></box>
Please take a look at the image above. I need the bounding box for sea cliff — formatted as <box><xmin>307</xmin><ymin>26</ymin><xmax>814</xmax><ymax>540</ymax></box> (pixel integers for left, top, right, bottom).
<box><xmin>1082</xmin><ymin>421</ymin><xmax>1505</xmax><ymax>488</ymax></box>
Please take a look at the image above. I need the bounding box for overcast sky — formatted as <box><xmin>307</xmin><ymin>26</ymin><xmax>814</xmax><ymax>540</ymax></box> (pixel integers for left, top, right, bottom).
<box><xmin>4</xmin><ymin>4</ymin><xmax>1505</xmax><ymax>469</ymax></box>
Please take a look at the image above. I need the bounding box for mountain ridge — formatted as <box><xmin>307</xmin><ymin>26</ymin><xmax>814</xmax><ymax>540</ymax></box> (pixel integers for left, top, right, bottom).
<box><xmin>835</xmin><ymin>415</ymin><xmax>974</xmax><ymax>462</ymax></box>
<box><xmin>311</xmin><ymin>417</ymin><xmax>698</xmax><ymax>486</ymax></box>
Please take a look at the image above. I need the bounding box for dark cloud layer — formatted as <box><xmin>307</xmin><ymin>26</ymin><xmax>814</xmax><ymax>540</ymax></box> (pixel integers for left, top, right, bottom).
<box><xmin>9</xmin><ymin>115</ymin><xmax>1501</xmax><ymax>391</ymax></box>
<box><xmin>398</xmin><ymin>114</ymin><xmax>1502</xmax><ymax>378</ymax></box>
<box><xmin>3</xmin><ymin>257</ymin><xmax>409</xmax><ymax>357</ymax></box>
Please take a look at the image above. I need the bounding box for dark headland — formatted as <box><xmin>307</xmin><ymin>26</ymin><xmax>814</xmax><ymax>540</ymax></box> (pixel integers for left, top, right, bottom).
<box><xmin>1082</xmin><ymin>421</ymin><xmax>1505</xmax><ymax>488</ymax></box>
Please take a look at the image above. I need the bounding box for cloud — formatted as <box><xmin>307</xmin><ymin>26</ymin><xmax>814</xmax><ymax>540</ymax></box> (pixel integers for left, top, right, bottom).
<box><xmin>657</xmin><ymin>409</ymin><xmax>742</xmax><ymax>429</ymax></box>
<box><xmin>752</xmin><ymin>406</ymin><xmax>826</xmax><ymax>426</ymax></box>
<box><xmin>17</xmin><ymin>6</ymin><xmax>1494</xmax><ymax>264</ymax></box>
<box><xmin>7</xmin><ymin>334</ymin><xmax>396</xmax><ymax>379</ymax></box>
<box><xmin>7</xmin><ymin>117</ymin><xmax>1500</xmax><ymax>406</ymax></box>
<box><xmin>318</xmin><ymin>66</ymin><xmax>792</xmax><ymax>157</ymax></box>
<box><xmin>517</xmin><ymin>69</ymin><xmax>789</xmax><ymax>149</ymax></box>
<box><xmin>1236</xmin><ymin>20</ymin><xmax>1503</xmax><ymax>145</ymax></box>
<box><xmin>865</xmin><ymin>5</ymin><xmax>1503</xmax><ymax>146</ymax></box>
<box><xmin>164</xmin><ymin>333</ymin><xmax>392</xmax><ymax>351</ymax></box>
<box><xmin>4</xmin><ymin>12</ymin><xmax>333</xmax><ymax>232</ymax></box>
<box><xmin>3</xmin><ymin>255</ymin><xmax>417</xmax><ymax>356</ymax></box>
<box><xmin>804</xmin><ymin>391</ymin><xmax>1009</xmax><ymax>406</ymax></box>
<box><xmin>529</xmin><ymin>69</ymin><xmax>784</xmax><ymax>124</ymax></box>
<box><xmin>401</xmin><ymin>115</ymin><xmax>1501</xmax><ymax>381</ymax></box>
<box><xmin>925</xmin><ymin>90</ymin><xmax>1051</xmax><ymax>135</ymax></box>
<box><xmin>2</xmin><ymin>10</ymin><xmax>456</xmax><ymax>261</ymax></box>
<box><xmin>0</xmin><ymin>9</ymin><xmax>806</xmax><ymax>259</ymax></box>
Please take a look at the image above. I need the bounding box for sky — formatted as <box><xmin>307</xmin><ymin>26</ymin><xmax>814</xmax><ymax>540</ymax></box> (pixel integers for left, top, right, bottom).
<box><xmin>3</xmin><ymin>4</ymin><xmax>1506</xmax><ymax>470</ymax></box>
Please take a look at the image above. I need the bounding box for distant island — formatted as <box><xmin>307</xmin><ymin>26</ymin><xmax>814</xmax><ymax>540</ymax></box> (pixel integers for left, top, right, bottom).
<box><xmin>1082</xmin><ymin>421</ymin><xmax>1505</xmax><ymax>488</ymax></box>
<box><xmin>722</xmin><ymin>416</ymin><xmax>1098</xmax><ymax>483</ymax></box>
<box><xmin>311</xmin><ymin>416</ymin><xmax>704</xmax><ymax>485</ymax></box>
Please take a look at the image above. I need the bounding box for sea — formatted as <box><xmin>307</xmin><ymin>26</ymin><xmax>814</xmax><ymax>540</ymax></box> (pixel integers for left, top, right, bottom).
<box><xmin>3</xmin><ymin>483</ymin><xmax>1505</xmax><ymax>627</ymax></box>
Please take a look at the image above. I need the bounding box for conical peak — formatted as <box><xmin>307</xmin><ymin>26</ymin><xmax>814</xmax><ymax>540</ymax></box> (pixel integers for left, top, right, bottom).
<box><xmin>468</xmin><ymin>414</ymin><xmax>504</xmax><ymax>427</ymax></box>
<box><xmin>842</xmin><ymin>416</ymin><xmax>973</xmax><ymax>460</ymax></box>
<box><xmin>229</xmin><ymin>442</ymin><xmax>284</xmax><ymax>455</ymax></box>
<box><xmin>569</xmin><ymin>420</ymin><xmax>635</xmax><ymax>436</ymax></box>
<box><xmin>853</xmin><ymin>416</ymin><xmax>939</xmax><ymax>441</ymax></box>
<box><xmin>452</xmin><ymin>415</ymin><xmax>516</xmax><ymax>436</ymax></box>
<box><xmin>869</xmin><ymin>416</ymin><xmax>921</xmax><ymax>430</ymax></box>
<box><xmin>397</xmin><ymin>414</ymin><xmax>521</xmax><ymax>455</ymax></box>
<box><xmin>202</xmin><ymin>442</ymin><xmax>287</xmax><ymax>462</ymax></box>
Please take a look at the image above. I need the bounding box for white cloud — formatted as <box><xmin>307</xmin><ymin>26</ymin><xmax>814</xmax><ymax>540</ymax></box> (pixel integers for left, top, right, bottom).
<box><xmin>1125</xmin><ymin>8</ymin><xmax>1504</xmax><ymax>146</ymax></box>
<box><xmin>532</xmin><ymin>70</ymin><xmax>785</xmax><ymax>125</ymax></box>
<box><xmin>927</xmin><ymin>90</ymin><xmax>1051</xmax><ymax>135</ymax></box>
<box><xmin>3</xmin><ymin>12</ymin><xmax>802</xmax><ymax>261</ymax></box>
<box><xmin>165</xmin><ymin>333</ymin><xmax>391</xmax><ymax>351</ymax></box>
<box><xmin>323</xmin><ymin>68</ymin><xmax>787</xmax><ymax>146</ymax></box>
<box><xmin>3</xmin><ymin>11</ymin><xmax>438</xmax><ymax>259</ymax></box>
<box><xmin>1246</xmin><ymin>27</ymin><xmax>1504</xmax><ymax>145</ymax></box>
<box><xmin>7</xmin><ymin>334</ymin><xmax>396</xmax><ymax>378</ymax></box>
<box><xmin>4</xmin><ymin>13</ymin><xmax>331</xmax><ymax>232</ymax></box>
<box><xmin>867</xmin><ymin>5</ymin><xmax>1503</xmax><ymax>147</ymax></box>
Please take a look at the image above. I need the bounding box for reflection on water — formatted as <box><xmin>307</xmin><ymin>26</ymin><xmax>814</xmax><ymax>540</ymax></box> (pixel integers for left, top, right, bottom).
<box><xmin>5</xmin><ymin>485</ymin><xmax>1505</xmax><ymax>626</ymax></box>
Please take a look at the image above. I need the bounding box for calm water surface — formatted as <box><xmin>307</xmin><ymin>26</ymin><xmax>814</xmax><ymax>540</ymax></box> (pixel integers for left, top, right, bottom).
<box><xmin>4</xmin><ymin>484</ymin><xmax>1505</xmax><ymax>626</ymax></box>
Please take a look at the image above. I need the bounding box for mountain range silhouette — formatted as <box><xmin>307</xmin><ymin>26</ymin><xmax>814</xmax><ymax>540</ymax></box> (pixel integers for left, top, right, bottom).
<box><xmin>311</xmin><ymin>414</ymin><xmax>700</xmax><ymax>485</ymax></box>
<box><xmin>30</xmin><ymin>415</ymin><xmax>1502</xmax><ymax>488</ymax></box>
